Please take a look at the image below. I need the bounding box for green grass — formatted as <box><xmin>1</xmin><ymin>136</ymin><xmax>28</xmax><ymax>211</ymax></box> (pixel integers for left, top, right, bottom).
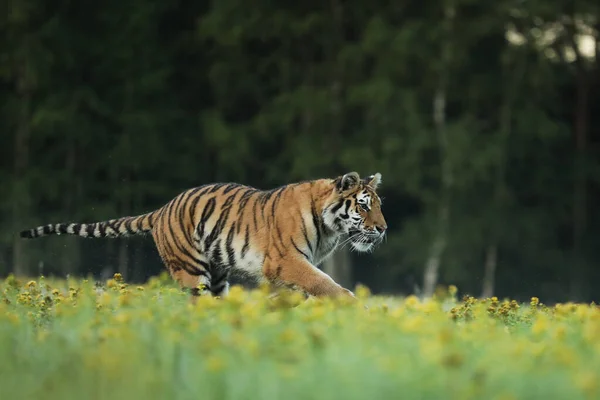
<box><xmin>1</xmin><ymin>273</ymin><xmax>599</xmax><ymax>400</ymax></box>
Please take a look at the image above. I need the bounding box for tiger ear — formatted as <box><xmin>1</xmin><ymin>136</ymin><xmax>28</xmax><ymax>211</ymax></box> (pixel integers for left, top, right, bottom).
<box><xmin>364</xmin><ymin>173</ymin><xmax>382</xmax><ymax>190</ymax></box>
<box><xmin>337</xmin><ymin>172</ymin><xmax>360</xmax><ymax>192</ymax></box>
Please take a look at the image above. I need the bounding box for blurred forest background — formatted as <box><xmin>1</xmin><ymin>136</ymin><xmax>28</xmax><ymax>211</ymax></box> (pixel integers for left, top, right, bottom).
<box><xmin>1</xmin><ymin>0</ymin><xmax>599</xmax><ymax>303</ymax></box>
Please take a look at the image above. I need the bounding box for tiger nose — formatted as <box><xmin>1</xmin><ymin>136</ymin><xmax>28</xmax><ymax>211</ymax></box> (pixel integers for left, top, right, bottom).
<box><xmin>375</xmin><ymin>225</ymin><xmax>387</xmax><ymax>234</ymax></box>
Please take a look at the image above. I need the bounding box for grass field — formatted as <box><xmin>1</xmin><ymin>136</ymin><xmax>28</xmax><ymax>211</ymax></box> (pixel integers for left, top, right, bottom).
<box><xmin>1</xmin><ymin>273</ymin><xmax>599</xmax><ymax>400</ymax></box>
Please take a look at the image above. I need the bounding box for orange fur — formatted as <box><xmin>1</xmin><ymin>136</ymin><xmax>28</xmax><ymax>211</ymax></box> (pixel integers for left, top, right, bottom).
<box><xmin>19</xmin><ymin>172</ymin><xmax>387</xmax><ymax>300</ymax></box>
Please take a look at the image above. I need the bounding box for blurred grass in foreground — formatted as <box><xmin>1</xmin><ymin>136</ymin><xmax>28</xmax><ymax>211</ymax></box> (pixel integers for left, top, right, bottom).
<box><xmin>1</xmin><ymin>273</ymin><xmax>599</xmax><ymax>400</ymax></box>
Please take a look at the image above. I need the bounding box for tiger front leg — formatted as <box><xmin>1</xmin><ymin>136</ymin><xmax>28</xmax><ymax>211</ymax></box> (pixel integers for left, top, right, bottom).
<box><xmin>264</xmin><ymin>258</ymin><xmax>356</xmax><ymax>299</ymax></box>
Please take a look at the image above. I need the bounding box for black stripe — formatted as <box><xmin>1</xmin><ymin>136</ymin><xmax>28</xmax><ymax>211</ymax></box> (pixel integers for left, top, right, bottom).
<box><xmin>261</xmin><ymin>189</ymin><xmax>275</xmax><ymax>205</ymax></box>
<box><xmin>197</xmin><ymin>197</ymin><xmax>217</xmax><ymax>242</ymax></box>
<box><xmin>331</xmin><ymin>199</ymin><xmax>344</xmax><ymax>214</ymax></box>
<box><xmin>222</xmin><ymin>183</ymin><xmax>241</xmax><ymax>194</ymax></box>
<box><xmin>225</xmin><ymin>223</ymin><xmax>236</xmax><ymax>268</ymax></box>
<box><xmin>212</xmin><ymin>240</ymin><xmax>224</xmax><ymax>268</ymax></box>
<box><xmin>167</xmin><ymin>193</ymin><xmax>187</xmax><ymax>240</ymax></box>
<box><xmin>311</xmin><ymin>200</ymin><xmax>322</xmax><ymax>250</ymax></box>
<box><xmin>141</xmin><ymin>213</ymin><xmax>152</xmax><ymax>230</ymax></box>
<box><xmin>208</xmin><ymin>183</ymin><xmax>226</xmax><ymax>194</ymax></box>
<box><xmin>189</xmin><ymin>192</ymin><xmax>202</xmax><ymax>227</ymax></box>
<box><xmin>57</xmin><ymin>224</ymin><xmax>68</xmax><ymax>235</ymax></box>
<box><xmin>98</xmin><ymin>222</ymin><xmax>107</xmax><ymax>237</ymax></box>
<box><xmin>259</xmin><ymin>192</ymin><xmax>270</xmax><ymax>224</ymax></box>
<box><xmin>291</xmin><ymin>237</ymin><xmax>310</xmax><ymax>260</ymax></box>
<box><xmin>181</xmin><ymin>262</ymin><xmax>211</xmax><ymax>276</ymax></box>
<box><xmin>177</xmin><ymin>190</ymin><xmax>197</xmax><ymax>245</ymax></box>
<box><xmin>237</xmin><ymin>188</ymin><xmax>256</xmax><ymax>212</ymax></box>
<box><xmin>113</xmin><ymin>220</ymin><xmax>124</xmax><ymax>236</ymax></box>
<box><xmin>212</xmin><ymin>282</ymin><xmax>228</xmax><ymax>295</ymax></box>
<box><xmin>20</xmin><ymin>229</ymin><xmax>33</xmax><ymax>238</ymax></box>
<box><xmin>273</xmin><ymin>224</ymin><xmax>285</xmax><ymax>258</ymax></box>
<box><xmin>72</xmin><ymin>223</ymin><xmax>82</xmax><ymax>235</ymax></box>
<box><xmin>86</xmin><ymin>223</ymin><xmax>95</xmax><ymax>237</ymax></box>
<box><xmin>205</xmin><ymin>210</ymin><xmax>229</xmax><ymax>250</ymax></box>
<box><xmin>212</xmin><ymin>270</ymin><xmax>229</xmax><ymax>288</ymax></box>
<box><xmin>133</xmin><ymin>216</ymin><xmax>143</xmax><ymax>232</ymax></box>
<box><xmin>188</xmin><ymin>195</ymin><xmax>202</xmax><ymax>246</ymax></box>
<box><xmin>300</xmin><ymin>217</ymin><xmax>313</xmax><ymax>255</ymax></box>
<box><xmin>185</xmin><ymin>186</ymin><xmax>213</xmax><ymax>237</ymax></box>
<box><xmin>252</xmin><ymin>195</ymin><xmax>259</xmax><ymax>231</ymax></box>
<box><xmin>168</xmin><ymin>237</ymin><xmax>209</xmax><ymax>271</ymax></box>
<box><xmin>241</xmin><ymin>224</ymin><xmax>250</xmax><ymax>258</ymax></box>
<box><xmin>204</xmin><ymin>188</ymin><xmax>243</xmax><ymax>250</ymax></box>
<box><xmin>112</xmin><ymin>219</ymin><xmax>123</xmax><ymax>235</ymax></box>
<box><xmin>124</xmin><ymin>218</ymin><xmax>134</xmax><ymax>234</ymax></box>
<box><xmin>43</xmin><ymin>225</ymin><xmax>52</xmax><ymax>235</ymax></box>
<box><xmin>270</xmin><ymin>187</ymin><xmax>287</xmax><ymax>220</ymax></box>
<box><xmin>340</xmin><ymin>200</ymin><xmax>351</xmax><ymax>219</ymax></box>
<box><xmin>163</xmin><ymin>195</ymin><xmax>209</xmax><ymax>269</ymax></box>
<box><xmin>236</xmin><ymin>188</ymin><xmax>256</xmax><ymax>234</ymax></box>
<box><xmin>197</xmin><ymin>186</ymin><xmax>215</xmax><ymax>199</ymax></box>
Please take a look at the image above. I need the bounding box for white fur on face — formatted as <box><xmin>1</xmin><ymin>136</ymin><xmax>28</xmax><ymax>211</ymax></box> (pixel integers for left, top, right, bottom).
<box><xmin>356</xmin><ymin>191</ymin><xmax>371</xmax><ymax>211</ymax></box>
<box><xmin>324</xmin><ymin>190</ymin><xmax>373</xmax><ymax>235</ymax></box>
<box><xmin>350</xmin><ymin>241</ymin><xmax>374</xmax><ymax>252</ymax></box>
<box><xmin>321</xmin><ymin>188</ymin><xmax>383</xmax><ymax>254</ymax></box>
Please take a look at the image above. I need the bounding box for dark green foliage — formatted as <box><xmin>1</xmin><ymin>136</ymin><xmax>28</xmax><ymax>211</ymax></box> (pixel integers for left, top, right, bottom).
<box><xmin>1</xmin><ymin>0</ymin><xmax>599</xmax><ymax>302</ymax></box>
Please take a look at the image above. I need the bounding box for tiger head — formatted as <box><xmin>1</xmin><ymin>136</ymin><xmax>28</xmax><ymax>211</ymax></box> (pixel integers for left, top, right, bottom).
<box><xmin>324</xmin><ymin>171</ymin><xmax>387</xmax><ymax>252</ymax></box>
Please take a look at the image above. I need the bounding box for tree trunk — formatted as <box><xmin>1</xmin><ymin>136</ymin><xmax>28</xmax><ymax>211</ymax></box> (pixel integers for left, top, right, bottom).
<box><xmin>323</xmin><ymin>248</ymin><xmax>352</xmax><ymax>289</ymax></box>
<box><xmin>131</xmin><ymin>180</ymin><xmax>145</xmax><ymax>282</ymax></box>
<box><xmin>481</xmin><ymin>244</ymin><xmax>497</xmax><ymax>299</ymax></box>
<box><xmin>117</xmin><ymin>170</ymin><xmax>131</xmax><ymax>280</ymax></box>
<box><xmin>422</xmin><ymin>201</ymin><xmax>448</xmax><ymax>298</ymax></box>
<box><xmin>118</xmin><ymin>239</ymin><xmax>129</xmax><ymax>281</ymax></box>
<box><xmin>570</xmin><ymin>68</ymin><xmax>588</xmax><ymax>301</ymax></box>
<box><xmin>328</xmin><ymin>0</ymin><xmax>345</xmax><ymax>156</ymax></box>
<box><xmin>60</xmin><ymin>133</ymin><xmax>81</xmax><ymax>276</ymax></box>
<box><xmin>12</xmin><ymin>60</ymin><xmax>33</xmax><ymax>277</ymax></box>
<box><xmin>423</xmin><ymin>3</ymin><xmax>454</xmax><ymax>298</ymax></box>
<box><xmin>320</xmin><ymin>0</ymin><xmax>352</xmax><ymax>288</ymax></box>
<box><xmin>116</xmin><ymin>80</ymin><xmax>135</xmax><ymax>281</ymax></box>
<box><xmin>481</xmin><ymin>48</ymin><xmax>523</xmax><ymax>298</ymax></box>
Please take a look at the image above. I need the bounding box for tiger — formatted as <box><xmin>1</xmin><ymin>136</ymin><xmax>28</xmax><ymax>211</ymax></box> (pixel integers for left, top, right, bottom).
<box><xmin>19</xmin><ymin>171</ymin><xmax>387</xmax><ymax>300</ymax></box>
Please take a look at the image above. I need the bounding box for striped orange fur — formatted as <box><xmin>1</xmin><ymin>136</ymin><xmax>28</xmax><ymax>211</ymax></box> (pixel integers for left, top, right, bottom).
<box><xmin>20</xmin><ymin>172</ymin><xmax>387</xmax><ymax>300</ymax></box>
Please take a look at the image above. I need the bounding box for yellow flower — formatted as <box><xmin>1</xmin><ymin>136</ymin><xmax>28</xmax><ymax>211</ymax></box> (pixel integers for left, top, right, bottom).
<box><xmin>4</xmin><ymin>312</ymin><xmax>20</xmax><ymax>326</ymax></box>
<box><xmin>279</xmin><ymin>328</ymin><xmax>297</xmax><ymax>343</ymax></box>
<box><xmin>206</xmin><ymin>355</ymin><xmax>226</xmax><ymax>372</ymax></box>
<box><xmin>355</xmin><ymin>284</ymin><xmax>371</xmax><ymax>300</ymax></box>
<box><xmin>531</xmin><ymin>315</ymin><xmax>549</xmax><ymax>336</ymax></box>
<box><xmin>404</xmin><ymin>295</ymin><xmax>420</xmax><ymax>308</ymax></box>
<box><xmin>448</xmin><ymin>285</ymin><xmax>458</xmax><ymax>297</ymax></box>
<box><xmin>114</xmin><ymin>312</ymin><xmax>131</xmax><ymax>324</ymax></box>
<box><xmin>225</xmin><ymin>285</ymin><xmax>246</xmax><ymax>305</ymax></box>
<box><xmin>400</xmin><ymin>315</ymin><xmax>425</xmax><ymax>333</ymax></box>
<box><xmin>36</xmin><ymin>330</ymin><xmax>49</xmax><ymax>342</ymax></box>
<box><xmin>575</xmin><ymin>372</ymin><xmax>597</xmax><ymax>396</ymax></box>
<box><xmin>281</xmin><ymin>365</ymin><xmax>297</xmax><ymax>379</ymax></box>
<box><xmin>552</xmin><ymin>325</ymin><xmax>567</xmax><ymax>341</ymax></box>
<box><xmin>553</xmin><ymin>347</ymin><xmax>575</xmax><ymax>367</ymax></box>
<box><xmin>118</xmin><ymin>292</ymin><xmax>132</xmax><ymax>307</ymax></box>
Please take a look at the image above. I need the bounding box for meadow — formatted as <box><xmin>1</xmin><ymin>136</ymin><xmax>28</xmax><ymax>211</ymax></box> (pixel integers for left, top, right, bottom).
<box><xmin>1</xmin><ymin>273</ymin><xmax>599</xmax><ymax>400</ymax></box>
